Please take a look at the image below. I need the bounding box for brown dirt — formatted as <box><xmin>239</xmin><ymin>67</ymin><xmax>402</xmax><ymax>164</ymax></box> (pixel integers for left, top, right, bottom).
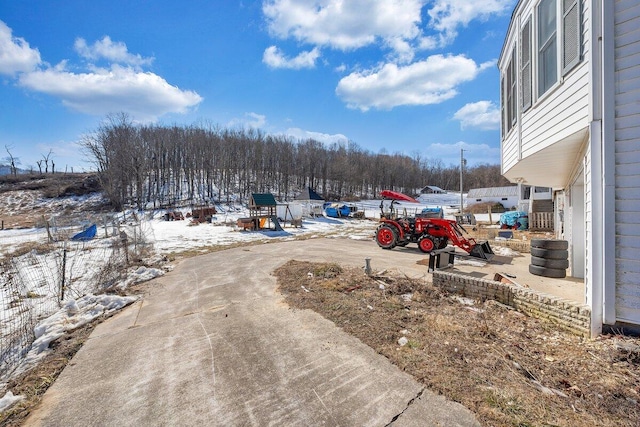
<box><xmin>274</xmin><ymin>260</ymin><xmax>640</xmax><ymax>427</ymax></box>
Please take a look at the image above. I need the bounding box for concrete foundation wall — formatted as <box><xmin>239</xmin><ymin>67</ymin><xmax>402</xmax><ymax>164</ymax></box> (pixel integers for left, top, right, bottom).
<box><xmin>433</xmin><ymin>271</ymin><xmax>591</xmax><ymax>336</ymax></box>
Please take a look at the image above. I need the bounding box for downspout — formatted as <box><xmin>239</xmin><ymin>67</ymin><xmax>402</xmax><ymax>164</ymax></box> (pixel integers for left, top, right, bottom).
<box><xmin>589</xmin><ymin>118</ymin><xmax>603</xmax><ymax>337</ymax></box>
<box><xmin>588</xmin><ymin>0</ymin><xmax>604</xmax><ymax>337</ymax></box>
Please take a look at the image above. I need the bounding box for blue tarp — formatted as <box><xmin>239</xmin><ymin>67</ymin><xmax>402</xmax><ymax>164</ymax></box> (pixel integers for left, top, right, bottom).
<box><xmin>499</xmin><ymin>211</ymin><xmax>528</xmax><ymax>230</ymax></box>
<box><xmin>71</xmin><ymin>224</ymin><xmax>97</xmax><ymax>241</ymax></box>
<box><xmin>324</xmin><ymin>203</ymin><xmax>351</xmax><ymax>218</ymax></box>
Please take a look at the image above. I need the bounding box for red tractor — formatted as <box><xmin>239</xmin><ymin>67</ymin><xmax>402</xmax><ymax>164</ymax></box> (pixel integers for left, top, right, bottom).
<box><xmin>375</xmin><ymin>190</ymin><xmax>494</xmax><ymax>260</ymax></box>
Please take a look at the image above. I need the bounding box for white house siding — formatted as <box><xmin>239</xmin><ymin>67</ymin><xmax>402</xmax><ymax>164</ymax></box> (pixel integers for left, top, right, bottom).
<box><xmin>519</xmin><ymin>61</ymin><xmax>590</xmax><ymax>159</ymax></box>
<box><xmin>502</xmin><ymin>130</ymin><xmax>520</xmax><ymax>173</ymax></box>
<box><xmin>614</xmin><ymin>0</ymin><xmax>640</xmax><ymax>324</ymax></box>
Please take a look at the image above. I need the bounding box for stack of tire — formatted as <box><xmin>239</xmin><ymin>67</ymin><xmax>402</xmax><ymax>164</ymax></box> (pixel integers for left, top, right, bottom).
<box><xmin>529</xmin><ymin>239</ymin><xmax>568</xmax><ymax>278</ymax></box>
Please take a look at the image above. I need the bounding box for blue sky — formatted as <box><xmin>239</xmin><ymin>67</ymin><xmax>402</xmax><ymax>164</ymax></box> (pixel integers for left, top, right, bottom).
<box><xmin>1</xmin><ymin>0</ymin><xmax>515</xmax><ymax>172</ymax></box>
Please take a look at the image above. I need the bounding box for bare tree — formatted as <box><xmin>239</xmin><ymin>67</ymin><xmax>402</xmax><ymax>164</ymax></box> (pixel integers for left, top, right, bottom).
<box><xmin>4</xmin><ymin>145</ymin><xmax>19</xmax><ymax>177</ymax></box>
<box><xmin>42</xmin><ymin>149</ymin><xmax>54</xmax><ymax>174</ymax></box>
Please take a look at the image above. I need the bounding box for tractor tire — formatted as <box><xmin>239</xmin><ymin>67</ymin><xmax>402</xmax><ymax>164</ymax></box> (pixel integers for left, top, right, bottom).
<box><xmin>529</xmin><ymin>264</ymin><xmax>567</xmax><ymax>278</ymax></box>
<box><xmin>530</xmin><ymin>239</ymin><xmax>568</xmax><ymax>250</ymax></box>
<box><xmin>437</xmin><ymin>239</ymin><xmax>448</xmax><ymax>249</ymax></box>
<box><xmin>376</xmin><ymin>225</ymin><xmax>398</xmax><ymax>249</ymax></box>
<box><xmin>531</xmin><ymin>256</ymin><xmax>569</xmax><ymax>269</ymax></box>
<box><xmin>530</xmin><ymin>247</ymin><xmax>569</xmax><ymax>259</ymax></box>
<box><xmin>418</xmin><ymin>236</ymin><xmax>436</xmax><ymax>253</ymax></box>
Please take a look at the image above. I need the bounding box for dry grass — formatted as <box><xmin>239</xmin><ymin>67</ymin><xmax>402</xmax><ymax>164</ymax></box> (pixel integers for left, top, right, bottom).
<box><xmin>0</xmin><ymin>320</ymin><xmax>98</xmax><ymax>426</ymax></box>
<box><xmin>0</xmin><ymin>173</ymin><xmax>108</xmax><ymax>229</ymax></box>
<box><xmin>274</xmin><ymin>260</ymin><xmax>640</xmax><ymax>427</ymax></box>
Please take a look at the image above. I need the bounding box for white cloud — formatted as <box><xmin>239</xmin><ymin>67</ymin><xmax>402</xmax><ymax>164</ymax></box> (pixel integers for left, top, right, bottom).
<box><xmin>336</xmin><ymin>54</ymin><xmax>488</xmax><ymax>111</ymax></box>
<box><xmin>263</xmin><ymin>45</ymin><xmax>320</xmax><ymax>69</ymax></box>
<box><xmin>263</xmin><ymin>0</ymin><xmax>423</xmax><ymax>54</ymax></box>
<box><xmin>0</xmin><ymin>20</ymin><xmax>41</xmax><ymax>75</ymax></box>
<box><xmin>417</xmin><ymin>35</ymin><xmax>439</xmax><ymax>50</ymax></box>
<box><xmin>228</xmin><ymin>112</ymin><xmax>268</xmax><ymax>129</ymax></box>
<box><xmin>384</xmin><ymin>37</ymin><xmax>415</xmax><ymax>64</ymax></box>
<box><xmin>74</xmin><ymin>36</ymin><xmax>154</xmax><ymax>67</ymax></box>
<box><xmin>18</xmin><ymin>64</ymin><xmax>202</xmax><ymax>121</ymax></box>
<box><xmin>427</xmin><ymin>0</ymin><xmax>514</xmax><ymax>44</ymax></box>
<box><xmin>285</xmin><ymin>127</ymin><xmax>349</xmax><ymax>145</ymax></box>
<box><xmin>335</xmin><ymin>64</ymin><xmax>347</xmax><ymax>73</ymax></box>
<box><xmin>262</xmin><ymin>0</ymin><xmax>514</xmax><ymax>64</ymax></box>
<box><xmin>1</xmin><ymin>24</ymin><xmax>203</xmax><ymax>122</ymax></box>
<box><xmin>453</xmin><ymin>101</ymin><xmax>500</xmax><ymax>130</ymax></box>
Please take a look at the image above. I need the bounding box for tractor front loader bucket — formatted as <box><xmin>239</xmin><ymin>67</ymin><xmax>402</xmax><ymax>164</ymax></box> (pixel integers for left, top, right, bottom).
<box><xmin>469</xmin><ymin>241</ymin><xmax>495</xmax><ymax>260</ymax></box>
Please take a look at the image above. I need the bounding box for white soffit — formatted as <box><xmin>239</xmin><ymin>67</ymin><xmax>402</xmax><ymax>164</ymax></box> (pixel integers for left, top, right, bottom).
<box><xmin>504</xmin><ymin>130</ymin><xmax>588</xmax><ymax>188</ymax></box>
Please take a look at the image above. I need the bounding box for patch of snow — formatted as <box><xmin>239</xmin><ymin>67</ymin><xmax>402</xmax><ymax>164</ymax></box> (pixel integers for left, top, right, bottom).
<box><xmin>455</xmin><ymin>258</ymin><xmax>487</xmax><ymax>267</ymax></box>
<box><xmin>14</xmin><ymin>294</ymin><xmax>136</xmax><ymax>377</ymax></box>
<box><xmin>118</xmin><ymin>266</ymin><xmax>165</xmax><ymax>288</ymax></box>
<box><xmin>0</xmin><ymin>391</ymin><xmax>25</xmax><ymax>412</ymax></box>
<box><xmin>452</xmin><ymin>295</ymin><xmax>476</xmax><ymax>306</ymax></box>
<box><xmin>492</xmin><ymin>246</ymin><xmax>520</xmax><ymax>257</ymax></box>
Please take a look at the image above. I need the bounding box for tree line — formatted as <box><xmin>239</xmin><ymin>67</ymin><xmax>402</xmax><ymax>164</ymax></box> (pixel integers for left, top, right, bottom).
<box><xmin>81</xmin><ymin>114</ymin><xmax>511</xmax><ymax>211</ymax></box>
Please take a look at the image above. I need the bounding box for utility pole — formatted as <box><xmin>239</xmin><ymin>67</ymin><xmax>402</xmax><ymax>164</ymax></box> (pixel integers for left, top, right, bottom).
<box><xmin>460</xmin><ymin>148</ymin><xmax>465</xmax><ymax>214</ymax></box>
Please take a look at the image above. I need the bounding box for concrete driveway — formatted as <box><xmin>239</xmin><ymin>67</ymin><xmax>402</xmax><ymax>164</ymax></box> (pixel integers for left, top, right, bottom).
<box><xmin>25</xmin><ymin>238</ymin><xmax>479</xmax><ymax>426</ymax></box>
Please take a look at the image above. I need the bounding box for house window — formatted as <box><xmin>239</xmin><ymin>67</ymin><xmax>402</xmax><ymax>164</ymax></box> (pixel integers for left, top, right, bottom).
<box><xmin>502</xmin><ymin>47</ymin><xmax>517</xmax><ymax>135</ymax></box>
<box><xmin>520</xmin><ymin>17</ymin><xmax>532</xmax><ymax>111</ymax></box>
<box><xmin>509</xmin><ymin>48</ymin><xmax>517</xmax><ymax>128</ymax></box>
<box><xmin>536</xmin><ymin>0</ymin><xmax>581</xmax><ymax>97</ymax></box>
<box><xmin>538</xmin><ymin>0</ymin><xmax>557</xmax><ymax>97</ymax></box>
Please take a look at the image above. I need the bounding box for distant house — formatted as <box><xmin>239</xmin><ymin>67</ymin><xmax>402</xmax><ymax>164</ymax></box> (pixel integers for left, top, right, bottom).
<box><xmin>419</xmin><ymin>185</ymin><xmax>446</xmax><ymax>194</ymax></box>
<box><xmin>467</xmin><ymin>185</ymin><xmax>552</xmax><ymax>214</ymax></box>
<box><xmin>466</xmin><ymin>186</ymin><xmax>519</xmax><ymax>209</ymax></box>
<box><xmin>499</xmin><ymin>1</ymin><xmax>640</xmax><ymax>335</ymax></box>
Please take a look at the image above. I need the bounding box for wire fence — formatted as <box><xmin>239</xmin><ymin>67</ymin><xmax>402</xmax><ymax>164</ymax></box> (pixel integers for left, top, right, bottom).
<box><xmin>0</xmin><ymin>216</ymin><xmax>151</xmax><ymax>382</ymax></box>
